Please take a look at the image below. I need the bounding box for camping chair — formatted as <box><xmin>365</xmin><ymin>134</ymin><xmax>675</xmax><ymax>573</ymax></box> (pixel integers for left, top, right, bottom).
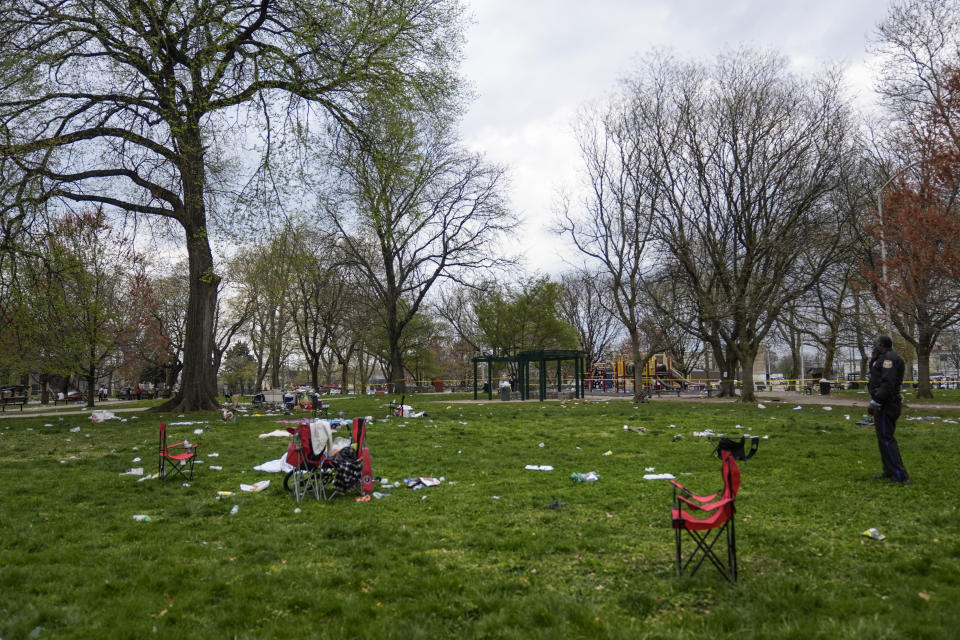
<box><xmin>283</xmin><ymin>422</ymin><xmax>334</xmax><ymax>503</ymax></box>
<box><xmin>158</xmin><ymin>423</ymin><xmax>199</xmax><ymax>482</ymax></box>
<box><xmin>670</xmin><ymin>449</ymin><xmax>741</xmax><ymax>583</ymax></box>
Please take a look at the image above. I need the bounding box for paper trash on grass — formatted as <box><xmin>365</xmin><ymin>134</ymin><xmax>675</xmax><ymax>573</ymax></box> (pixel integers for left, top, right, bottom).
<box><xmin>643</xmin><ymin>473</ymin><xmax>676</xmax><ymax>480</ymax></box>
<box><xmin>404</xmin><ymin>477</ymin><xmax>443</xmax><ymax>489</ymax></box>
<box><xmin>90</xmin><ymin>410</ymin><xmax>119</xmax><ymax>422</ymax></box>
<box><xmin>121</xmin><ymin>467</ymin><xmax>144</xmax><ymax>476</ymax></box>
<box><xmin>258</xmin><ymin>429</ymin><xmax>292</xmax><ymax>438</ymax></box>
<box><xmin>862</xmin><ymin>527</ymin><xmax>885</xmax><ymax>541</ymax></box>
<box><xmin>524</xmin><ymin>464</ymin><xmax>554</xmax><ymax>471</ymax></box>
<box><xmin>240</xmin><ymin>480</ymin><xmax>270</xmax><ymax>493</ymax></box>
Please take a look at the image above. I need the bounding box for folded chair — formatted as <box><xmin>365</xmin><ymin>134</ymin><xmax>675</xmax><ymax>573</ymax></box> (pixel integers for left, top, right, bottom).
<box><xmin>670</xmin><ymin>449</ymin><xmax>741</xmax><ymax>583</ymax></box>
<box><xmin>158</xmin><ymin>423</ymin><xmax>199</xmax><ymax>481</ymax></box>
<box><xmin>329</xmin><ymin>418</ymin><xmax>372</xmax><ymax>497</ymax></box>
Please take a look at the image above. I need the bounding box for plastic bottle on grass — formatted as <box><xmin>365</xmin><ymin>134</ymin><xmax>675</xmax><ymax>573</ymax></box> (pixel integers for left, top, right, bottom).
<box><xmin>570</xmin><ymin>471</ymin><xmax>599</xmax><ymax>483</ymax></box>
<box><xmin>230</xmin><ymin>505</ymin><xmax>239</xmax><ymax>515</ymax></box>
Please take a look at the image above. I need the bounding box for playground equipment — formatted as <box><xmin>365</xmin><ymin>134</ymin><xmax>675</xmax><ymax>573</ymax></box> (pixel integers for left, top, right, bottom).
<box><xmin>587</xmin><ymin>353</ymin><xmax>691</xmax><ymax>394</ymax></box>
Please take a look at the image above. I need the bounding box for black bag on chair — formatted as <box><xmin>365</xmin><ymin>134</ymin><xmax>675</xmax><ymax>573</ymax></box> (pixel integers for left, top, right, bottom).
<box><xmin>713</xmin><ymin>435</ymin><xmax>758</xmax><ymax>461</ymax></box>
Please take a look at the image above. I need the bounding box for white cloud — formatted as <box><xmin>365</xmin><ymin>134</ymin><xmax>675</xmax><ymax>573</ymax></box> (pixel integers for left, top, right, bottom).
<box><xmin>460</xmin><ymin>0</ymin><xmax>893</xmax><ymax>275</ymax></box>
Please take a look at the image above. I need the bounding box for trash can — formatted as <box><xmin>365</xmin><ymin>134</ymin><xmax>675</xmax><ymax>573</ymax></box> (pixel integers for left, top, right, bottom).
<box><xmin>819</xmin><ymin>378</ymin><xmax>831</xmax><ymax>395</ymax></box>
<box><xmin>499</xmin><ymin>382</ymin><xmax>511</xmax><ymax>401</ymax></box>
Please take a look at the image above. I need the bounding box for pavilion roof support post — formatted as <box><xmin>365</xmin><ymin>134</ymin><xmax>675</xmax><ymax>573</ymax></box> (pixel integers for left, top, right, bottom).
<box><xmin>556</xmin><ymin>360</ymin><xmax>562</xmax><ymax>392</ymax></box>
<box><xmin>521</xmin><ymin>360</ymin><xmax>528</xmax><ymax>401</ymax></box>
<box><xmin>487</xmin><ymin>360</ymin><xmax>493</xmax><ymax>400</ymax></box>
<box><xmin>473</xmin><ymin>359</ymin><xmax>478</xmax><ymax>400</ymax></box>
<box><xmin>539</xmin><ymin>359</ymin><xmax>547</xmax><ymax>401</ymax></box>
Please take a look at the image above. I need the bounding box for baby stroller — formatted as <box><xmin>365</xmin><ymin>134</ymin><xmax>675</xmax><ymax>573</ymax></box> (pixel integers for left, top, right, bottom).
<box><xmin>283</xmin><ymin>421</ymin><xmax>335</xmax><ymax>502</ymax></box>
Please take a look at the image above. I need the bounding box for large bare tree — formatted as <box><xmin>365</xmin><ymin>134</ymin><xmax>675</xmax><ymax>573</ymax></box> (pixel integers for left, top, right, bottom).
<box><xmin>328</xmin><ymin>102</ymin><xmax>514</xmax><ymax>393</ymax></box>
<box><xmin>869</xmin><ymin>0</ymin><xmax>960</xmax><ymax>398</ymax></box>
<box><xmin>628</xmin><ymin>50</ymin><xmax>854</xmax><ymax>402</ymax></box>
<box><xmin>559</xmin><ymin>99</ymin><xmax>668</xmax><ymax>401</ymax></box>
<box><xmin>0</xmin><ymin>0</ymin><xmax>463</xmax><ymax>411</ymax></box>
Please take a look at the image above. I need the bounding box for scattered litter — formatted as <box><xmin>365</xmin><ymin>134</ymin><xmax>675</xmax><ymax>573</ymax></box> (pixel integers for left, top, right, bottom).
<box><xmin>254</xmin><ymin>453</ymin><xmax>294</xmax><ymax>473</ymax></box>
<box><xmin>120</xmin><ymin>468</ymin><xmax>144</xmax><ymax>476</ymax></box>
<box><xmin>137</xmin><ymin>473</ymin><xmax>159</xmax><ymax>482</ymax></box>
<box><xmin>168</xmin><ymin>420</ymin><xmax>202</xmax><ymax>425</ymax></box>
<box><xmin>524</xmin><ymin>465</ymin><xmax>554</xmax><ymax>471</ymax></box>
<box><xmin>793</xmin><ymin>406</ymin><xmax>803</xmax><ymax>411</ymax></box>
<box><xmin>132</xmin><ymin>457</ymin><xmax>141</xmax><ymax>462</ymax></box>
<box><xmin>372</xmin><ymin>492</ymin><xmax>391</xmax><ymax>499</ymax></box>
<box><xmin>90</xmin><ymin>410</ymin><xmax>119</xmax><ymax>422</ymax></box>
<box><xmin>643</xmin><ymin>473</ymin><xmax>676</xmax><ymax>480</ymax></box>
<box><xmin>132</xmin><ymin>514</ymin><xmax>151</xmax><ymax>522</ymax></box>
<box><xmin>666</xmin><ymin>424</ymin><xmax>677</xmax><ymax>429</ymax></box>
<box><xmin>193</xmin><ymin>429</ymin><xmax>204</xmax><ymax>435</ymax></box>
<box><xmin>208</xmin><ymin>452</ymin><xmax>219</xmax><ymax>457</ymax></box>
<box><xmin>230</xmin><ymin>505</ymin><xmax>239</xmax><ymax>515</ymax></box>
<box><xmin>69</xmin><ymin>427</ymin><xmax>81</xmax><ymax>433</ymax></box>
<box><xmin>672</xmin><ymin>434</ymin><xmax>683</xmax><ymax>440</ymax></box>
<box><xmin>538</xmin><ymin>442</ymin><xmax>545</xmax><ymax>448</ymax></box>
<box><xmin>294</xmin><ymin>508</ymin><xmax>301</xmax><ymax>514</ymax></box>
<box><xmin>844</xmin><ymin>415</ymin><xmax>850</xmax><ymax>420</ymax></box>
<box><xmin>624</xmin><ymin>425</ymin><xmax>647</xmax><ymax>434</ymax></box>
<box><xmin>570</xmin><ymin>471</ymin><xmax>599</xmax><ymax>483</ymax></box>
<box><xmin>404</xmin><ymin>477</ymin><xmax>443</xmax><ymax>489</ymax></box>
<box><xmin>645</xmin><ymin>467</ymin><xmax>656</xmax><ymax>472</ymax></box>
<box><xmin>823</xmin><ymin>406</ymin><xmax>833</xmax><ymax>411</ymax></box>
<box><xmin>907</xmin><ymin>416</ymin><xmax>941</xmax><ymax>421</ymax></box>
<box><xmin>603</xmin><ymin>450</ymin><xmax>613</xmax><ymax>456</ymax></box>
<box><xmin>240</xmin><ymin>480</ymin><xmax>270</xmax><ymax>493</ymax></box>
<box><xmin>549</xmin><ymin>501</ymin><xmax>567</xmax><ymax>509</ymax></box>
<box><xmin>862</xmin><ymin>527</ymin><xmax>885</xmax><ymax>541</ymax></box>
<box><xmin>216</xmin><ymin>491</ymin><xmax>234</xmax><ymax>497</ymax></box>
<box><xmin>209</xmin><ymin>466</ymin><xmax>223</xmax><ymax>471</ymax></box>
<box><xmin>757</xmin><ymin>403</ymin><xmax>766</xmax><ymax>409</ymax></box>
<box><xmin>492</xmin><ymin>495</ymin><xmax>500</xmax><ymax>500</ymax></box>
<box><xmin>693</xmin><ymin>429</ymin><xmax>716</xmax><ymax>438</ymax></box>
<box><xmin>734</xmin><ymin>424</ymin><xmax>743</xmax><ymax>429</ymax></box>
<box><xmin>355</xmin><ymin>494</ymin><xmax>371</xmax><ymax>502</ymax></box>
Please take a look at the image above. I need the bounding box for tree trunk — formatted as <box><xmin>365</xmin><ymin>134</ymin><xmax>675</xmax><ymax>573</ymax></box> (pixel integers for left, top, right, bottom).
<box><xmin>155</xmin><ymin>221</ymin><xmax>220</xmax><ymax>412</ymax></box>
<box><xmin>389</xmin><ymin>340</ymin><xmax>406</xmax><ymax>394</ymax></box>
<box><xmin>739</xmin><ymin>349</ymin><xmax>757</xmax><ymax>403</ymax></box>
<box><xmin>630</xmin><ymin>328</ymin><xmax>645</xmax><ymax>402</ymax></box>
<box><xmin>85</xmin><ymin>364</ymin><xmax>96</xmax><ymax>409</ymax></box>
<box><xmin>916</xmin><ymin>337</ymin><xmax>934</xmax><ymax>399</ymax></box>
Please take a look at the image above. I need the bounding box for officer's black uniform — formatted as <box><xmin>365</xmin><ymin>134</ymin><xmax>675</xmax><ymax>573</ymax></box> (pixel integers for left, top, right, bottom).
<box><xmin>867</xmin><ymin>338</ymin><xmax>909</xmax><ymax>483</ymax></box>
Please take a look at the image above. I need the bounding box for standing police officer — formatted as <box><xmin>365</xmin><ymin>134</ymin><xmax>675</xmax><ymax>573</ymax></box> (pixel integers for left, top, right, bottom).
<box><xmin>867</xmin><ymin>335</ymin><xmax>910</xmax><ymax>484</ymax></box>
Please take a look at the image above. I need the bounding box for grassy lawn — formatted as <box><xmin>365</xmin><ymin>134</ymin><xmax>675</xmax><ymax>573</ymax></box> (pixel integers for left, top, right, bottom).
<box><xmin>1</xmin><ymin>394</ymin><xmax>958</xmax><ymax>639</ymax></box>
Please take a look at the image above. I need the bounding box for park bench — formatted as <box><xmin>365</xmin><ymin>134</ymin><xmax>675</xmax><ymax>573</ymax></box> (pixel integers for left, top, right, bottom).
<box><xmin>0</xmin><ymin>395</ymin><xmax>27</xmax><ymax>411</ymax></box>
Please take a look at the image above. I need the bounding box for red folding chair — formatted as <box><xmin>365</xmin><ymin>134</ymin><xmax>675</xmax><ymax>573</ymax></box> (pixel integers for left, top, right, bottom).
<box><xmin>670</xmin><ymin>449</ymin><xmax>741</xmax><ymax>582</ymax></box>
<box><xmin>158</xmin><ymin>423</ymin><xmax>199</xmax><ymax>481</ymax></box>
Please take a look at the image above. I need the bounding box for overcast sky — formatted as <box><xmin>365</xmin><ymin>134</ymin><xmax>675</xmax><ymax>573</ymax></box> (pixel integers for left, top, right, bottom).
<box><xmin>458</xmin><ymin>0</ymin><xmax>894</xmax><ymax>276</ymax></box>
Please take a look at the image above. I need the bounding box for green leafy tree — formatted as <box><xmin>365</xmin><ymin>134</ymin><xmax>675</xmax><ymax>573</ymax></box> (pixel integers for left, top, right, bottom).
<box><xmin>473</xmin><ymin>278</ymin><xmax>580</xmax><ymax>357</ymax></box>
<box><xmin>12</xmin><ymin>210</ymin><xmax>139</xmax><ymax>406</ymax></box>
<box><xmin>0</xmin><ymin>0</ymin><xmax>464</xmax><ymax>411</ymax></box>
<box><xmin>220</xmin><ymin>341</ymin><xmax>256</xmax><ymax>395</ymax></box>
